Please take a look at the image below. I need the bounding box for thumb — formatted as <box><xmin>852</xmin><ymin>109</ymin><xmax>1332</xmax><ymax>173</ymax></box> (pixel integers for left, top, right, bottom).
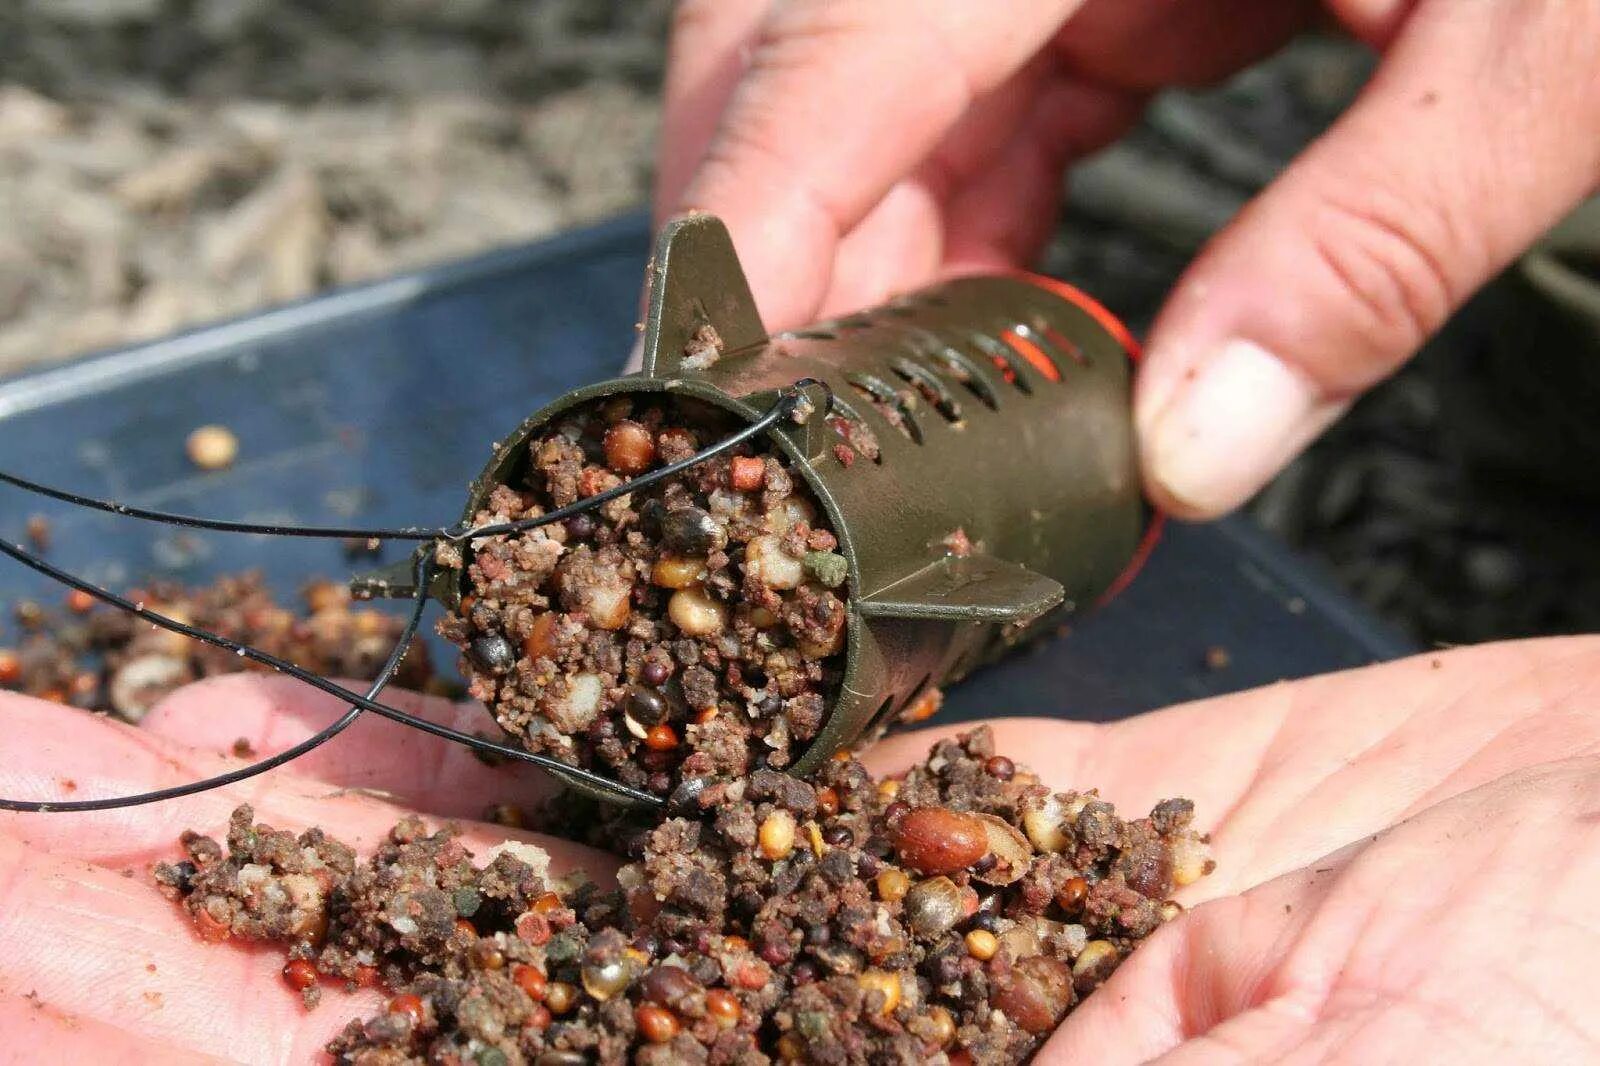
<box><xmin>1135</xmin><ymin>0</ymin><xmax>1600</xmax><ymax>519</ymax></box>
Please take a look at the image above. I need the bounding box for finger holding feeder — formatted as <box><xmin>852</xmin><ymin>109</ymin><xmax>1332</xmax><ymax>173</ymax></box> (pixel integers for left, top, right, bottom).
<box><xmin>376</xmin><ymin>213</ymin><xmax>1153</xmax><ymax>807</ymax></box>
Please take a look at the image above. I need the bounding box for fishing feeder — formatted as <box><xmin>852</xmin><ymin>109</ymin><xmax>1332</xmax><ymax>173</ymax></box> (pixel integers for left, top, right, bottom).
<box><xmin>362</xmin><ymin>213</ymin><xmax>1158</xmax><ymax>804</ymax></box>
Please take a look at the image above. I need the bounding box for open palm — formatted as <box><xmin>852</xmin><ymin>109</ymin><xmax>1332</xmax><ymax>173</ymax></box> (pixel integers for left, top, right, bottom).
<box><xmin>868</xmin><ymin>636</ymin><xmax>1600</xmax><ymax>1064</ymax></box>
<box><xmin>4</xmin><ymin>637</ymin><xmax>1600</xmax><ymax>1061</ymax></box>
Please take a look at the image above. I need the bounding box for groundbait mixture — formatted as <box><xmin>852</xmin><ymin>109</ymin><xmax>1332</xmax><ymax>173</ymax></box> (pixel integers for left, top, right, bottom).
<box><xmin>437</xmin><ymin>396</ymin><xmax>850</xmax><ymax>796</ymax></box>
<box><xmin>0</xmin><ymin>572</ymin><xmax>437</xmax><ymax>720</ymax></box>
<box><xmin>156</xmin><ymin>727</ymin><xmax>1211</xmax><ymax>1065</ymax></box>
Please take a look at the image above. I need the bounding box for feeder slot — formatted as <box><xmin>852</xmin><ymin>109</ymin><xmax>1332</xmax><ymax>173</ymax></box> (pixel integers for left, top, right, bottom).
<box><xmin>1028</xmin><ymin>313</ymin><xmax>1088</xmax><ymax>366</ymax></box>
<box><xmin>864</xmin><ymin>694</ymin><xmax>898</xmax><ymax>738</ymax></box>
<box><xmin>847</xmin><ymin>373</ymin><xmax>923</xmax><ymax>445</ymax></box>
<box><xmin>889</xmin><ymin>357</ymin><xmax>962</xmax><ymax>424</ymax></box>
<box><xmin>825</xmin><ymin>394</ymin><xmax>884</xmax><ymax>465</ymax></box>
<box><xmin>912</xmin><ymin>334</ymin><xmax>999</xmax><ymax>411</ymax></box>
<box><xmin>1001</xmin><ymin>323</ymin><xmax>1064</xmax><ymax>383</ymax></box>
<box><xmin>965</xmin><ymin>331</ymin><xmax>1033</xmax><ymax>395</ymax></box>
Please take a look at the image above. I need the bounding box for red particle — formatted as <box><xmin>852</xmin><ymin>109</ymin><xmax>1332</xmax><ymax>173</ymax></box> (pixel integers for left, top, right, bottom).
<box><xmin>281</xmin><ymin>959</ymin><xmax>318</xmax><ymax>991</ymax></box>
<box><xmin>815</xmin><ymin>786</ymin><xmax>841</xmax><ymax>817</ymax></box>
<box><xmin>984</xmin><ymin>755</ymin><xmax>1015</xmax><ymax>780</ymax></box>
<box><xmin>524</xmin><ymin>1003</ymin><xmax>552</xmax><ymax>1031</ymax></box>
<box><xmin>522</xmin><ymin>612</ymin><xmax>559</xmax><ymax>660</ymax></box>
<box><xmin>193</xmin><ymin>908</ymin><xmax>231</xmax><ymax>943</ymax></box>
<box><xmin>730</xmin><ymin>962</ymin><xmax>769</xmax><ymax>990</ymax></box>
<box><xmin>532</xmin><ymin>892</ymin><xmax>563</xmax><ymax>915</ymax></box>
<box><xmin>0</xmin><ymin>650</ymin><xmax>20</xmax><ymax>686</ymax></box>
<box><xmin>603</xmin><ymin>420</ymin><xmax>657</xmax><ymax>475</ymax></box>
<box><xmin>454</xmin><ymin>918</ymin><xmax>477</xmax><ymax>939</ymax></box>
<box><xmin>512</xmin><ymin>964</ymin><xmax>548</xmax><ymax>1002</ymax></box>
<box><xmin>832</xmin><ymin>443</ymin><xmax>856</xmax><ymax>467</ymax></box>
<box><xmin>644</xmin><ymin>723</ymin><xmax>679</xmax><ymax>751</ymax></box>
<box><xmin>705</xmin><ymin>988</ymin><xmax>741</xmax><ymax>1028</ymax></box>
<box><xmin>1057</xmin><ymin>876</ymin><xmax>1089</xmax><ymax>910</ymax></box>
<box><xmin>891</xmin><ymin>806</ymin><xmax>987</xmax><ymax>875</ymax></box>
<box><xmin>65</xmin><ymin>589</ymin><xmax>96</xmax><ymax>614</ymax></box>
<box><xmin>388</xmin><ymin>994</ymin><xmax>427</xmax><ymax>1029</ymax></box>
<box><xmin>352</xmin><ymin>965</ymin><xmax>381</xmax><ymax>988</ymax></box>
<box><xmin>515</xmin><ymin>911</ymin><xmax>552</xmax><ymax>945</ymax></box>
<box><xmin>635</xmin><ymin>1004</ymin><xmax>681</xmax><ymax>1044</ymax></box>
<box><xmin>729</xmin><ymin>456</ymin><xmax>765</xmax><ymax>491</ymax></box>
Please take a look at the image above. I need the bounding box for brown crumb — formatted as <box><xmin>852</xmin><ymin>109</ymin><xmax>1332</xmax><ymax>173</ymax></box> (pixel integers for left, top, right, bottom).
<box><xmin>681</xmin><ymin>322</ymin><xmax>724</xmax><ymax>370</ymax></box>
<box><xmin>25</xmin><ymin>515</ymin><xmax>50</xmax><ymax>552</ymax></box>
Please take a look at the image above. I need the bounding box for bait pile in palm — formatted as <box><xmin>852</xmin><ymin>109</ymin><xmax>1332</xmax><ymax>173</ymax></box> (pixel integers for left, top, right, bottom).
<box><xmin>156</xmin><ymin>727</ymin><xmax>1211</xmax><ymax>1065</ymax></box>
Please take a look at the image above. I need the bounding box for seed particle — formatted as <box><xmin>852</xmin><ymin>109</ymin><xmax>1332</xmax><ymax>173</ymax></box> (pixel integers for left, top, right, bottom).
<box><xmin>186</xmin><ymin>425</ymin><xmax>239</xmax><ymax>470</ymax></box>
<box><xmin>964</xmin><ymin>929</ymin><xmax>999</xmax><ymax>960</ymax></box>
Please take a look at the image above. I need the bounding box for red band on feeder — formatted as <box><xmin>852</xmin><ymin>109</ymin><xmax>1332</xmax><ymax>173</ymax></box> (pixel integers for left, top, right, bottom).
<box><xmin>1014</xmin><ymin>271</ymin><xmax>1143</xmax><ymax>362</ymax></box>
<box><xmin>1000</xmin><ymin>329</ymin><xmax>1064</xmax><ymax>382</ymax></box>
<box><xmin>1014</xmin><ymin>270</ymin><xmax>1164</xmax><ymax>605</ymax></box>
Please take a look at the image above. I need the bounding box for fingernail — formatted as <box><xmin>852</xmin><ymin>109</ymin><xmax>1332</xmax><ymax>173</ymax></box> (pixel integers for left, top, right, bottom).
<box><xmin>1142</xmin><ymin>339</ymin><xmax>1343</xmax><ymax>516</ymax></box>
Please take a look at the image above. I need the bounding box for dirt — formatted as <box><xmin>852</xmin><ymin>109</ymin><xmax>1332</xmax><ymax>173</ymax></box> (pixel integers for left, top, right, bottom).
<box><xmin>156</xmin><ymin>725</ymin><xmax>1211</xmax><ymax>1064</ymax></box>
<box><xmin>0</xmin><ymin>1</ymin><xmax>669</xmax><ymax>375</ymax></box>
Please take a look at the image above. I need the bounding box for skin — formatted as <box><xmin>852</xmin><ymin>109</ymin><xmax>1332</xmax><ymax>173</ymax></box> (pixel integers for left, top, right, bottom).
<box><xmin>2</xmin><ymin>638</ymin><xmax>1598</xmax><ymax>1061</ymax></box>
<box><xmin>6</xmin><ymin>10</ymin><xmax>1598</xmax><ymax>1055</ymax></box>
<box><xmin>653</xmin><ymin>0</ymin><xmax>1600</xmax><ymax>519</ymax></box>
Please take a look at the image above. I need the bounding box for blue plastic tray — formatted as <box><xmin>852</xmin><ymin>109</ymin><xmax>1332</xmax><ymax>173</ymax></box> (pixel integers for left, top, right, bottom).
<box><xmin>0</xmin><ymin>213</ymin><xmax>1412</xmax><ymax>729</ymax></box>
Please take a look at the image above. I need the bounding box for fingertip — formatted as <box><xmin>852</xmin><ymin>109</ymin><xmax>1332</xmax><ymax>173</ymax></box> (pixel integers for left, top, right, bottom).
<box><xmin>676</xmin><ymin>184</ymin><xmax>839</xmax><ymax>331</ymax></box>
<box><xmin>1136</xmin><ymin>334</ymin><xmax>1349</xmax><ymax>520</ymax></box>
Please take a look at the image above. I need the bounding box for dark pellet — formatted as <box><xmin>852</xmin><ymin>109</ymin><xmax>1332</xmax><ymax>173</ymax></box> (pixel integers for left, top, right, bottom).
<box><xmin>624</xmin><ymin>685</ymin><xmax>669</xmax><ymax>726</ymax></box>
<box><xmin>822</xmin><ymin>826</ymin><xmax>854</xmax><ymax>847</ymax></box>
<box><xmin>985</xmin><ymin>755</ymin><xmax>1016</xmax><ymax>780</ymax></box>
<box><xmin>467</xmin><ymin>633</ymin><xmax>514</xmax><ymax>674</ymax></box>
<box><xmin>661</xmin><ymin>506</ymin><xmax>724</xmax><ymax>555</ymax></box>
<box><xmin>667</xmin><ymin>777</ymin><xmax>712</xmax><ymax>816</ymax></box>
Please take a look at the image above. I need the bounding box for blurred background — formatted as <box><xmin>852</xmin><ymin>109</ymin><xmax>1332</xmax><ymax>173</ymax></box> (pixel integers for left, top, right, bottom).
<box><xmin>3</xmin><ymin>0</ymin><xmax>1598</xmax><ymax>649</ymax></box>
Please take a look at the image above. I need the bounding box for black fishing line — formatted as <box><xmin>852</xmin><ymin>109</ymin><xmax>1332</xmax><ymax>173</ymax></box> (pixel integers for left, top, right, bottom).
<box><xmin>0</xmin><ymin>381</ymin><xmax>830</xmax><ymax>810</ymax></box>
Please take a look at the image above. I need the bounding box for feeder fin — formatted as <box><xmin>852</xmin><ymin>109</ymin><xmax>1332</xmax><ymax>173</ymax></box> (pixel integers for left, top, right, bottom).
<box><xmin>640</xmin><ymin>213</ymin><xmax>768</xmax><ymax>377</ymax></box>
<box><xmin>857</xmin><ymin>554</ymin><xmax>1064</xmax><ymax>624</ymax></box>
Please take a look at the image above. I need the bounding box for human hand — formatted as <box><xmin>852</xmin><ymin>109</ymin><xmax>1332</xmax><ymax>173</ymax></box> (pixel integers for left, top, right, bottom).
<box><xmin>866</xmin><ymin>635</ymin><xmax>1600</xmax><ymax>1063</ymax></box>
<box><xmin>0</xmin><ymin>676</ymin><xmax>614</xmax><ymax>1062</ymax></box>
<box><xmin>7</xmin><ymin>636</ymin><xmax>1600</xmax><ymax>1062</ymax></box>
<box><xmin>656</xmin><ymin>0</ymin><xmax>1600</xmax><ymax>518</ymax></box>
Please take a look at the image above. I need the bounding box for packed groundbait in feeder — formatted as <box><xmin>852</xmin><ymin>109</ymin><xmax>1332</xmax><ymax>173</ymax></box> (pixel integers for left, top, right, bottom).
<box><xmin>155</xmin><ymin>726</ymin><xmax>1213</xmax><ymax>1065</ymax></box>
<box><xmin>436</xmin><ymin>395</ymin><xmax>849</xmax><ymax>795</ymax></box>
